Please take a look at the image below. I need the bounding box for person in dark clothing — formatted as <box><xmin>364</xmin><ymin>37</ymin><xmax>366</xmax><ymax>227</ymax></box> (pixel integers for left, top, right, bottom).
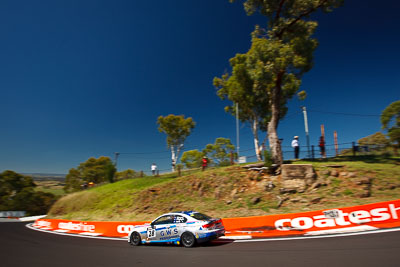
<box><xmin>202</xmin><ymin>157</ymin><xmax>208</xmax><ymax>171</ymax></box>
<box><xmin>319</xmin><ymin>136</ymin><xmax>326</xmax><ymax>158</ymax></box>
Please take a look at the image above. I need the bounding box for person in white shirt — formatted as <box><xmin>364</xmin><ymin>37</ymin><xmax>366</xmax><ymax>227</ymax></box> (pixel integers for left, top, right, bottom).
<box><xmin>151</xmin><ymin>163</ymin><xmax>157</xmax><ymax>176</ymax></box>
<box><xmin>291</xmin><ymin>136</ymin><xmax>300</xmax><ymax>159</ymax></box>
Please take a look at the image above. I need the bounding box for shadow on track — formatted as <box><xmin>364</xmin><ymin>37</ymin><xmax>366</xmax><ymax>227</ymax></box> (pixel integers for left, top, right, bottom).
<box><xmin>131</xmin><ymin>239</ymin><xmax>234</xmax><ymax>248</ymax></box>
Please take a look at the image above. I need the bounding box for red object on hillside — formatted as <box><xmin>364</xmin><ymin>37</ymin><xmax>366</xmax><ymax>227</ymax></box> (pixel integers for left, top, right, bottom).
<box><xmin>202</xmin><ymin>157</ymin><xmax>208</xmax><ymax>171</ymax></box>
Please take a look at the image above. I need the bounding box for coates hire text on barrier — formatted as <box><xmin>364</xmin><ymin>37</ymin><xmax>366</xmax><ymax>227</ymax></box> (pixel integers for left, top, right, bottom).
<box><xmin>33</xmin><ymin>200</ymin><xmax>400</xmax><ymax>239</ymax></box>
<box><xmin>274</xmin><ymin>203</ymin><xmax>400</xmax><ymax>231</ymax></box>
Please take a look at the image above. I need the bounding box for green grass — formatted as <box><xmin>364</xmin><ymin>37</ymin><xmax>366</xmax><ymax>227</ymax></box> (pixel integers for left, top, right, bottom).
<box><xmin>343</xmin><ymin>189</ymin><xmax>354</xmax><ymax>196</ymax></box>
<box><xmin>35</xmin><ymin>187</ymin><xmax>65</xmax><ymax>196</ymax></box>
<box><xmin>34</xmin><ymin>180</ymin><xmax>66</xmax><ymax>197</ymax></box>
<box><xmin>48</xmin><ymin>176</ymin><xmax>175</xmax><ymax>221</ymax></box>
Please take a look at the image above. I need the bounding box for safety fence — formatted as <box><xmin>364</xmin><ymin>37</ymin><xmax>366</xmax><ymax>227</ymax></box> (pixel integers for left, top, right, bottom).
<box><xmin>116</xmin><ymin>141</ymin><xmax>394</xmax><ymax>177</ymax></box>
<box><xmin>33</xmin><ymin>199</ymin><xmax>400</xmax><ymax>239</ymax></box>
<box><xmin>0</xmin><ymin>211</ymin><xmax>26</xmax><ymax>218</ymax></box>
<box><xmin>240</xmin><ymin>142</ymin><xmax>392</xmax><ymax>163</ymax></box>
<box><xmin>283</xmin><ymin>142</ymin><xmax>390</xmax><ymax>160</ymax></box>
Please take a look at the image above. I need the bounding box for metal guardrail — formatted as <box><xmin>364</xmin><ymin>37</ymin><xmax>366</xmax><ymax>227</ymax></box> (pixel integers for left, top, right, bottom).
<box><xmin>0</xmin><ymin>211</ymin><xmax>26</xmax><ymax>218</ymax></box>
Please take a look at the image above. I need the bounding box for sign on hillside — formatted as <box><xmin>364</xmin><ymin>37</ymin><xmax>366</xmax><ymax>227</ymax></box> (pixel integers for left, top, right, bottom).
<box><xmin>238</xmin><ymin>156</ymin><xmax>247</xmax><ymax>164</ymax></box>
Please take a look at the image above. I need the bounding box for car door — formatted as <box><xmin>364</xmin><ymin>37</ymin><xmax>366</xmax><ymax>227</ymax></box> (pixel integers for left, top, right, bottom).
<box><xmin>173</xmin><ymin>215</ymin><xmax>188</xmax><ymax>236</ymax></box>
<box><xmin>150</xmin><ymin>215</ymin><xmax>175</xmax><ymax>241</ymax></box>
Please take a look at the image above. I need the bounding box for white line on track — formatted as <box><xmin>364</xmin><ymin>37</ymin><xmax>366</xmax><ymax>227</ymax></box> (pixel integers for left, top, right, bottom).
<box><xmin>26</xmin><ymin>223</ymin><xmax>400</xmax><ymax>243</ymax></box>
<box><xmin>230</xmin><ymin>227</ymin><xmax>400</xmax><ymax>243</ymax></box>
<box><xmin>26</xmin><ymin>224</ymin><xmax>126</xmax><ymax>241</ymax></box>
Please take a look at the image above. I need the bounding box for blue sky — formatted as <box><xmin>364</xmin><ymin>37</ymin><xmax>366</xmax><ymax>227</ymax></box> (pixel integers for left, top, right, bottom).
<box><xmin>0</xmin><ymin>0</ymin><xmax>399</xmax><ymax>174</ymax></box>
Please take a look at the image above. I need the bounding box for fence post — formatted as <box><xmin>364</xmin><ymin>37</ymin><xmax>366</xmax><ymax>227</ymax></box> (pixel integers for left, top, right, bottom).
<box><xmin>311</xmin><ymin>145</ymin><xmax>315</xmax><ymax>160</ymax></box>
<box><xmin>352</xmin><ymin>142</ymin><xmax>356</xmax><ymax>157</ymax></box>
<box><xmin>140</xmin><ymin>171</ymin><xmax>144</xmax><ymax>177</ymax></box>
<box><xmin>334</xmin><ymin>131</ymin><xmax>339</xmax><ymax>156</ymax></box>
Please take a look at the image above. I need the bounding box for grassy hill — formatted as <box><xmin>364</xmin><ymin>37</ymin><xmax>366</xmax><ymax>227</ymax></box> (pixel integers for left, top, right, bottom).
<box><xmin>47</xmin><ymin>155</ymin><xmax>400</xmax><ymax>221</ymax></box>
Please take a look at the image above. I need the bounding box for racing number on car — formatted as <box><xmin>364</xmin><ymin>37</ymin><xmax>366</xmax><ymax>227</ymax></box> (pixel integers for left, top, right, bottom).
<box><xmin>175</xmin><ymin>216</ymin><xmax>184</xmax><ymax>223</ymax></box>
<box><xmin>147</xmin><ymin>228</ymin><xmax>156</xmax><ymax>238</ymax></box>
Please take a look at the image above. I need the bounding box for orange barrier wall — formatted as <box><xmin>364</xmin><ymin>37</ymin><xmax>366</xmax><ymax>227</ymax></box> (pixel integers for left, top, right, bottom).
<box><xmin>223</xmin><ymin>199</ymin><xmax>400</xmax><ymax>238</ymax></box>
<box><xmin>34</xmin><ymin>219</ymin><xmax>149</xmax><ymax>237</ymax></box>
<box><xmin>33</xmin><ymin>200</ymin><xmax>400</xmax><ymax>239</ymax></box>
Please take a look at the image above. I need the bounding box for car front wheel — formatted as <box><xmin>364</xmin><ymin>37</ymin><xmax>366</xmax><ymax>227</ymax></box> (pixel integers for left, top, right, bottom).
<box><xmin>181</xmin><ymin>232</ymin><xmax>196</xmax><ymax>248</ymax></box>
<box><xmin>130</xmin><ymin>232</ymin><xmax>141</xmax><ymax>246</ymax></box>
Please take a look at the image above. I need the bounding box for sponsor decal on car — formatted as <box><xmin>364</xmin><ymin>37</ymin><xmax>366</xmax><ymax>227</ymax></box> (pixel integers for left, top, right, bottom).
<box><xmin>147</xmin><ymin>228</ymin><xmax>156</xmax><ymax>238</ymax></box>
<box><xmin>160</xmin><ymin>228</ymin><xmax>179</xmax><ymax>236</ymax></box>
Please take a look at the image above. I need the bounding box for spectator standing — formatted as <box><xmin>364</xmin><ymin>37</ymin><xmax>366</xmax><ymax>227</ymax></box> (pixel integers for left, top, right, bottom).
<box><xmin>202</xmin><ymin>157</ymin><xmax>208</xmax><ymax>171</ymax></box>
<box><xmin>319</xmin><ymin>136</ymin><xmax>326</xmax><ymax>158</ymax></box>
<box><xmin>291</xmin><ymin>136</ymin><xmax>300</xmax><ymax>159</ymax></box>
<box><xmin>151</xmin><ymin>163</ymin><xmax>157</xmax><ymax>176</ymax></box>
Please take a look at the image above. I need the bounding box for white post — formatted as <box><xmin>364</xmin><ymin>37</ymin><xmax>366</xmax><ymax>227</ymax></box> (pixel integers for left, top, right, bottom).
<box><xmin>302</xmin><ymin>106</ymin><xmax>311</xmax><ymax>158</ymax></box>
<box><xmin>236</xmin><ymin>103</ymin><xmax>240</xmax><ymax>160</ymax></box>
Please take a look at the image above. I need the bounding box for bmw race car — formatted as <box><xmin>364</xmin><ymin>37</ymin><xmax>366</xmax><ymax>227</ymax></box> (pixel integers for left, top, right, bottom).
<box><xmin>128</xmin><ymin>211</ymin><xmax>225</xmax><ymax>248</ymax></box>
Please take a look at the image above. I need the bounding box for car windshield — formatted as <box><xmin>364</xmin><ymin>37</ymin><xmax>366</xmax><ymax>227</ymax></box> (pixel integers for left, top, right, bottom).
<box><xmin>189</xmin><ymin>212</ymin><xmax>212</xmax><ymax>221</ymax></box>
<box><xmin>152</xmin><ymin>215</ymin><xmax>174</xmax><ymax>225</ymax></box>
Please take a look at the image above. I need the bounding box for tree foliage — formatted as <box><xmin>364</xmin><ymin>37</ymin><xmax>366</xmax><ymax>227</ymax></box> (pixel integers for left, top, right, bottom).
<box><xmin>203</xmin><ymin>138</ymin><xmax>236</xmax><ymax>167</ymax></box>
<box><xmin>214</xmin><ymin>53</ymin><xmax>272</xmax><ymax>161</ymax></box>
<box><xmin>64</xmin><ymin>156</ymin><xmax>116</xmax><ymax>193</ymax></box>
<box><xmin>224</xmin><ymin>0</ymin><xmax>343</xmax><ymax>165</ymax></box>
<box><xmin>358</xmin><ymin>132</ymin><xmax>389</xmax><ymax>146</ymax></box>
<box><xmin>115</xmin><ymin>169</ymin><xmax>139</xmax><ymax>181</ymax></box>
<box><xmin>181</xmin><ymin>150</ymin><xmax>205</xmax><ymax>169</ymax></box>
<box><xmin>157</xmin><ymin>114</ymin><xmax>195</xmax><ymax>171</ymax></box>
<box><xmin>381</xmin><ymin>100</ymin><xmax>400</xmax><ymax>146</ymax></box>
<box><xmin>64</xmin><ymin>168</ymin><xmax>82</xmax><ymax>193</ymax></box>
<box><xmin>0</xmin><ymin>170</ymin><xmax>57</xmax><ymax>215</ymax></box>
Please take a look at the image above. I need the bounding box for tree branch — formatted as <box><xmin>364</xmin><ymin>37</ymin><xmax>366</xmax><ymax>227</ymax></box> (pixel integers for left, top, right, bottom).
<box><xmin>275</xmin><ymin>0</ymin><xmax>329</xmax><ymax>39</ymax></box>
<box><xmin>274</xmin><ymin>71</ymin><xmax>284</xmax><ymax>129</ymax></box>
<box><xmin>274</xmin><ymin>0</ymin><xmax>286</xmax><ymax>21</ymax></box>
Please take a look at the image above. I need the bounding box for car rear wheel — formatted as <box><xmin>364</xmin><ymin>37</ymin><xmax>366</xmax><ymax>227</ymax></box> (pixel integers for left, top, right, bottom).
<box><xmin>130</xmin><ymin>232</ymin><xmax>141</xmax><ymax>246</ymax></box>
<box><xmin>181</xmin><ymin>232</ymin><xmax>196</xmax><ymax>248</ymax></box>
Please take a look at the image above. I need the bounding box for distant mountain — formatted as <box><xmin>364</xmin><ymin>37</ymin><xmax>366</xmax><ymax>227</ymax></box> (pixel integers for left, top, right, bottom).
<box><xmin>22</xmin><ymin>173</ymin><xmax>66</xmax><ymax>181</ymax></box>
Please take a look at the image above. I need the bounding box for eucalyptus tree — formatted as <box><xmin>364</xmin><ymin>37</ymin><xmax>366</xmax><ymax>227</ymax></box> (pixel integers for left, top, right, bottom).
<box><xmin>381</xmin><ymin>100</ymin><xmax>400</xmax><ymax>151</ymax></box>
<box><xmin>181</xmin><ymin>149</ymin><xmax>204</xmax><ymax>169</ymax></box>
<box><xmin>225</xmin><ymin>0</ymin><xmax>343</xmax><ymax>165</ymax></box>
<box><xmin>157</xmin><ymin>114</ymin><xmax>196</xmax><ymax>171</ymax></box>
<box><xmin>358</xmin><ymin>132</ymin><xmax>389</xmax><ymax>147</ymax></box>
<box><xmin>64</xmin><ymin>156</ymin><xmax>117</xmax><ymax>192</ymax></box>
<box><xmin>203</xmin><ymin>137</ymin><xmax>236</xmax><ymax>167</ymax></box>
<box><xmin>214</xmin><ymin>53</ymin><xmax>277</xmax><ymax>161</ymax></box>
<box><xmin>0</xmin><ymin>170</ymin><xmax>56</xmax><ymax>215</ymax></box>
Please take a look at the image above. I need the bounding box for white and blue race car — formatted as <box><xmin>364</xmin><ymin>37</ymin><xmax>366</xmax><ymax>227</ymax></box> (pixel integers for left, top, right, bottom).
<box><xmin>128</xmin><ymin>211</ymin><xmax>225</xmax><ymax>248</ymax></box>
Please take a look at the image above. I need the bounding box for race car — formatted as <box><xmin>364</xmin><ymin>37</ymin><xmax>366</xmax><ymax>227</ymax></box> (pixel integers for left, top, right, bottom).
<box><xmin>128</xmin><ymin>211</ymin><xmax>225</xmax><ymax>248</ymax></box>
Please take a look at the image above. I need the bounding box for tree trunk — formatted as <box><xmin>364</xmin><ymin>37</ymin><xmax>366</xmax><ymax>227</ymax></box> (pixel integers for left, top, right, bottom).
<box><xmin>251</xmin><ymin>119</ymin><xmax>263</xmax><ymax>161</ymax></box>
<box><xmin>267</xmin><ymin>123</ymin><xmax>283</xmax><ymax>165</ymax></box>
<box><xmin>170</xmin><ymin>144</ymin><xmax>183</xmax><ymax>172</ymax></box>
<box><xmin>267</xmin><ymin>73</ymin><xmax>284</xmax><ymax>165</ymax></box>
<box><xmin>176</xmin><ymin>144</ymin><xmax>182</xmax><ymax>169</ymax></box>
<box><xmin>171</xmin><ymin>145</ymin><xmax>176</xmax><ymax>172</ymax></box>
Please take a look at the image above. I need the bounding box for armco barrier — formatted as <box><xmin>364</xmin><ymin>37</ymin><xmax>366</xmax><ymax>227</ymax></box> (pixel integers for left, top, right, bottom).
<box><xmin>33</xmin><ymin>199</ymin><xmax>400</xmax><ymax>239</ymax></box>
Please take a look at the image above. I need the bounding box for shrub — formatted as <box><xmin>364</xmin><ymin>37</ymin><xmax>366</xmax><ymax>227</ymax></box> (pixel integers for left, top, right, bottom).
<box><xmin>264</xmin><ymin>149</ymin><xmax>273</xmax><ymax>168</ymax></box>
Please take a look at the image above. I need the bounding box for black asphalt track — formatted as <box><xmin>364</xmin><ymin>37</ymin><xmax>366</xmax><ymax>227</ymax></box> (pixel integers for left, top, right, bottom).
<box><xmin>1</xmin><ymin>222</ymin><xmax>400</xmax><ymax>267</ymax></box>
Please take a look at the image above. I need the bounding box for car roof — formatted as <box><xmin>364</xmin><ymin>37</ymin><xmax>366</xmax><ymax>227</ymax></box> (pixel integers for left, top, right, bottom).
<box><xmin>172</xmin><ymin>211</ymin><xmax>196</xmax><ymax>215</ymax></box>
<box><xmin>160</xmin><ymin>211</ymin><xmax>198</xmax><ymax>217</ymax></box>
